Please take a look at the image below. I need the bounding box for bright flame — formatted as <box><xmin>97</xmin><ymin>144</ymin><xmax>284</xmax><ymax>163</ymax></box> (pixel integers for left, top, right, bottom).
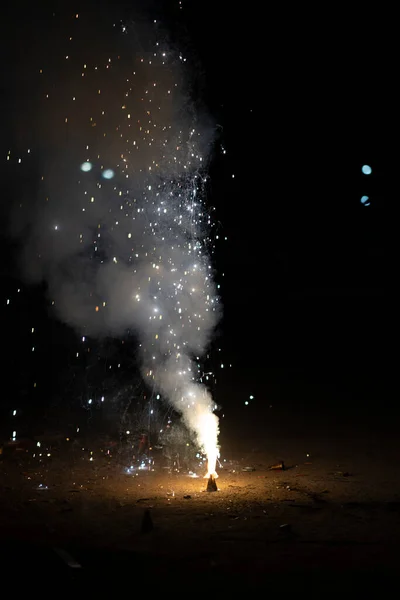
<box><xmin>205</xmin><ymin>446</ymin><xmax>219</xmax><ymax>479</ymax></box>
<box><xmin>197</xmin><ymin>411</ymin><xmax>219</xmax><ymax>479</ymax></box>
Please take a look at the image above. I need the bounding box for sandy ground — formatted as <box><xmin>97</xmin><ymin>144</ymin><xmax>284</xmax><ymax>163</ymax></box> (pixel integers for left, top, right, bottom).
<box><xmin>1</xmin><ymin>425</ymin><xmax>400</xmax><ymax>590</ymax></box>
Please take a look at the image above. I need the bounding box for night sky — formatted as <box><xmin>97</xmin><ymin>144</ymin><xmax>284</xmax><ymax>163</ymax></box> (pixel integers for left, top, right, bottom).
<box><xmin>0</xmin><ymin>2</ymin><xmax>391</xmax><ymax>440</ymax></box>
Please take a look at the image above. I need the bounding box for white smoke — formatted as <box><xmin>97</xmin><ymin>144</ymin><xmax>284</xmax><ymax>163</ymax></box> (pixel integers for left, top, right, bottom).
<box><xmin>9</xmin><ymin>13</ymin><xmax>220</xmax><ymax>468</ymax></box>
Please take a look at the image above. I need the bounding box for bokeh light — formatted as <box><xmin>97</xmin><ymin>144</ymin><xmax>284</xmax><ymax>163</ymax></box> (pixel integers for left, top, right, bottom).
<box><xmin>361</xmin><ymin>164</ymin><xmax>372</xmax><ymax>175</ymax></box>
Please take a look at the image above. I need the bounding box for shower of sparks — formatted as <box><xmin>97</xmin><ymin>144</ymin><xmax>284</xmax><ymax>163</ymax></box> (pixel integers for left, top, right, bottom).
<box><xmin>8</xmin><ymin>13</ymin><xmax>221</xmax><ymax>477</ymax></box>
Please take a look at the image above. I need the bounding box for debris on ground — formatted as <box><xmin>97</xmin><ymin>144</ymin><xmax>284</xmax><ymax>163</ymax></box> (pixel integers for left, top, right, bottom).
<box><xmin>333</xmin><ymin>471</ymin><xmax>353</xmax><ymax>478</ymax></box>
<box><xmin>269</xmin><ymin>461</ymin><xmax>285</xmax><ymax>471</ymax></box>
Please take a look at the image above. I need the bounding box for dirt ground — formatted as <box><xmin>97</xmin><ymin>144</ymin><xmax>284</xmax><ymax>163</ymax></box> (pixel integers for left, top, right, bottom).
<box><xmin>1</xmin><ymin>425</ymin><xmax>400</xmax><ymax>590</ymax></box>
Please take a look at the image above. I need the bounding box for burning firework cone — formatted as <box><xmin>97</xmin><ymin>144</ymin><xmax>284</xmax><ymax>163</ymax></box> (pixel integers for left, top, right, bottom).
<box><xmin>206</xmin><ymin>475</ymin><xmax>218</xmax><ymax>492</ymax></box>
<box><xmin>141</xmin><ymin>509</ymin><xmax>153</xmax><ymax>534</ymax></box>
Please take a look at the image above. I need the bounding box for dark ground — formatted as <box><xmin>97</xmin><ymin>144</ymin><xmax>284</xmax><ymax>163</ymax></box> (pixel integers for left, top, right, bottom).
<box><xmin>1</xmin><ymin>384</ymin><xmax>399</xmax><ymax>592</ymax></box>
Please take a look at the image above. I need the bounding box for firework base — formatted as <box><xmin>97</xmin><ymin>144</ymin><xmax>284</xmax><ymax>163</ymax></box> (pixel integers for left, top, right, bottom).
<box><xmin>206</xmin><ymin>475</ymin><xmax>218</xmax><ymax>492</ymax></box>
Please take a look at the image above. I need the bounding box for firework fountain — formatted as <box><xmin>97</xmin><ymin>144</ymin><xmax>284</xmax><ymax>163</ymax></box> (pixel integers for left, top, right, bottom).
<box><xmin>10</xmin><ymin>12</ymin><xmax>221</xmax><ymax>481</ymax></box>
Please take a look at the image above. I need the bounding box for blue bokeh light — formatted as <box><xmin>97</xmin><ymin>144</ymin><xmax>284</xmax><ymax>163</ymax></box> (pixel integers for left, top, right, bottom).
<box><xmin>361</xmin><ymin>164</ymin><xmax>372</xmax><ymax>175</ymax></box>
<box><xmin>80</xmin><ymin>161</ymin><xmax>93</xmax><ymax>172</ymax></box>
<box><xmin>360</xmin><ymin>195</ymin><xmax>370</xmax><ymax>206</ymax></box>
<box><xmin>102</xmin><ymin>169</ymin><xmax>115</xmax><ymax>180</ymax></box>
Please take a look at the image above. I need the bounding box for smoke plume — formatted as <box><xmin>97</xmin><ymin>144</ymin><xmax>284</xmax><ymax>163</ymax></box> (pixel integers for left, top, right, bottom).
<box><xmin>8</xmin><ymin>11</ymin><xmax>220</xmax><ymax>469</ymax></box>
